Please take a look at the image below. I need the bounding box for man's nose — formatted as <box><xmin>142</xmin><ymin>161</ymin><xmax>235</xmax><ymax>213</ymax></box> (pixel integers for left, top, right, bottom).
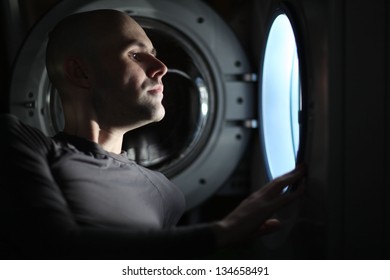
<box><xmin>147</xmin><ymin>56</ymin><xmax>168</xmax><ymax>79</ymax></box>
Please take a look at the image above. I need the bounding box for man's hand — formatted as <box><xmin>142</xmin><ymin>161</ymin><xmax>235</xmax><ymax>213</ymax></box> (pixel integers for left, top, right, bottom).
<box><xmin>212</xmin><ymin>165</ymin><xmax>306</xmax><ymax>247</ymax></box>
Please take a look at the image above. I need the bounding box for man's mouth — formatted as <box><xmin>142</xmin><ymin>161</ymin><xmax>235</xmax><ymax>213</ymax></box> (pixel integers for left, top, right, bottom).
<box><xmin>147</xmin><ymin>85</ymin><xmax>164</xmax><ymax>94</ymax></box>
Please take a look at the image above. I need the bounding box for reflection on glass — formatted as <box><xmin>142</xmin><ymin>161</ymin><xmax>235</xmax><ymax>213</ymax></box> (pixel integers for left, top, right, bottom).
<box><xmin>196</xmin><ymin>77</ymin><xmax>209</xmax><ymax>117</ymax></box>
<box><xmin>261</xmin><ymin>14</ymin><xmax>301</xmax><ymax>179</ymax></box>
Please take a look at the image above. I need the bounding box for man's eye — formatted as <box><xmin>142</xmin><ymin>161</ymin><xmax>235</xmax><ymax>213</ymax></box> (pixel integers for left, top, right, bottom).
<box><xmin>130</xmin><ymin>52</ymin><xmax>139</xmax><ymax>60</ymax></box>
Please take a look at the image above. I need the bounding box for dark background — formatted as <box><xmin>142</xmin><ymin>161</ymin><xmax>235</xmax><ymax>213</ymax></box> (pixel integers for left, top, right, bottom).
<box><xmin>1</xmin><ymin>0</ymin><xmax>390</xmax><ymax>259</ymax></box>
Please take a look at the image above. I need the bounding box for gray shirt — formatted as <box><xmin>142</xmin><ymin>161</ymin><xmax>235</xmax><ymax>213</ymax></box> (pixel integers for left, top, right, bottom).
<box><xmin>0</xmin><ymin>114</ymin><xmax>216</xmax><ymax>259</ymax></box>
<box><xmin>51</xmin><ymin>131</ymin><xmax>184</xmax><ymax>230</ymax></box>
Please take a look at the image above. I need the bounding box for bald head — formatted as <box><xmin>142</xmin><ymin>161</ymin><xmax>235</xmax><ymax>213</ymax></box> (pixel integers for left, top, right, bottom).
<box><xmin>46</xmin><ymin>9</ymin><xmax>143</xmax><ymax>90</ymax></box>
<box><xmin>44</xmin><ymin>9</ymin><xmax>167</xmax><ymax>139</ymax></box>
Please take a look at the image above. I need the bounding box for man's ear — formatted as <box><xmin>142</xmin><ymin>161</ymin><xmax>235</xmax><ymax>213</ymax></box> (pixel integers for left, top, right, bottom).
<box><xmin>64</xmin><ymin>57</ymin><xmax>91</xmax><ymax>89</ymax></box>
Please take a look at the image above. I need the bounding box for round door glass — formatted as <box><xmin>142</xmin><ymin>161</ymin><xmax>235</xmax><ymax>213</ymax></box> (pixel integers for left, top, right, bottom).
<box><xmin>261</xmin><ymin>13</ymin><xmax>301</xmax><ymax>179</ymax></box>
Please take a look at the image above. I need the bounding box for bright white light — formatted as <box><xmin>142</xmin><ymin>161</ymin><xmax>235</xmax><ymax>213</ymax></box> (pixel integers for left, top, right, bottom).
<box><xmin>261</xmin><ymin>14</ymin><xmax>301</xmax><ymax>179</ymax></box>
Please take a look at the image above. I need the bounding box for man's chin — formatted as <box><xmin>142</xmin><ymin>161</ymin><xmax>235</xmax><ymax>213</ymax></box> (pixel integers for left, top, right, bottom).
<box><xmin>128</xmin><ymin>107</ymin><xmax>165</xmax><ymax>130</ymax></box>
<box><xmin>153</xmin><ymin>109</ymin><xmax>165</xmax><ymax>122</ymax></box>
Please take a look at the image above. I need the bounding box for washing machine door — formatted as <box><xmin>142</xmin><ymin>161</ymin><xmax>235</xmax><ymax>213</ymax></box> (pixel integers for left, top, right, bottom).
<box><xmin>260</xmin><ymin>10</ymin><xmax>305</xmax><ymax>181</ymax></box>
<box><xmin>257</xmin><ymin>5</ymin><xmax>308</xmax><ymax>249</ymax></box>
<box><xmin>9</xmin><ymin>0</ymin><xmax>256</xmax><ymax>209</ymax></box>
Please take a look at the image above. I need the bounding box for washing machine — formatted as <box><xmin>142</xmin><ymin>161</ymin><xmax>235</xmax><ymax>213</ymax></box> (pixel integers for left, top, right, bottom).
<box><xmin>10</xmin><ymin>0</ymin><xmax>388</xmax><ymax>259</ymax></box>
<box><xmin>7</xmin><ymin>0</ymin><xmax>258</xmax><ymax>211</ymax></box>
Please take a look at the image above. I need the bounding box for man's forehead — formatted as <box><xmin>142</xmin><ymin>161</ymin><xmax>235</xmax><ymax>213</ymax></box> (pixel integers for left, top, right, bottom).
<box><xmin>97</xmin><ymin>33</ymin><xmax>156</xmax><ymax>58</ymax></box>
<box><xmin>122</xmin><ymin>39</ymin><xmax>157</xmax><ymax>54</ymax></box>
<box><xmin>117</xmin><ymin>20</ymin><xmax>155</xmax><ymax>52</ymax></box>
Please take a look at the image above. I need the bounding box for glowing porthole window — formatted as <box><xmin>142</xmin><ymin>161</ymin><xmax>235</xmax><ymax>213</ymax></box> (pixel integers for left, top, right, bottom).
<box><xmin>261</xmin><ymin>13</ymin><xmax>301</xmax><ymax>179</ymax></box>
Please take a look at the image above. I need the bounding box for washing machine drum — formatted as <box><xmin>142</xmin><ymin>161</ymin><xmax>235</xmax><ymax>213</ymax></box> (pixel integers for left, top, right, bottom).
<box><xmin>9</xmin><ymin>0</ymin><xmax>255</xmax><ymax>209</ymax></box>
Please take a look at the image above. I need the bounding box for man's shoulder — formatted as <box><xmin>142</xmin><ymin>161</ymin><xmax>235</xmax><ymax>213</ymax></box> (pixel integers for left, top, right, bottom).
<box><xmin>0</xmin><ymin>113</ymin><xmax>20</xmax><ymax>124</ymax></box>
<box><xmin>1</xmin><ymin>113</ymin><xmax>41</xmax><ymax>134</ymax></box>
<box><xmin>1</xmin><ymin>113</ymin><xmax>52</xmax><ymax>149</ymax></box>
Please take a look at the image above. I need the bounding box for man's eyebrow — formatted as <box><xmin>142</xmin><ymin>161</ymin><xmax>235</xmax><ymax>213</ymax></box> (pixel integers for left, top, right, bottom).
<box><xmin>127</xmin><ymin>41</ymin><xmax>157</xmax><ymax>56</ymax></box>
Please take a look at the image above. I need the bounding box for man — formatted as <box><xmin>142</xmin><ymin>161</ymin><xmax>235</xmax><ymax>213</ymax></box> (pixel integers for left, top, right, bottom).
<box><xmin>0</xmin><ymin>9</ymin><xmax>305</xmax><ymax>259</ymax></box>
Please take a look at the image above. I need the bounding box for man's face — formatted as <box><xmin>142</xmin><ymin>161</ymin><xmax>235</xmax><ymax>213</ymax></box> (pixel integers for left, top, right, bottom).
<box><xmin>88</xmin><ymin>16</ymin><xmax>168</xmax><ymax>131</ymax></box>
